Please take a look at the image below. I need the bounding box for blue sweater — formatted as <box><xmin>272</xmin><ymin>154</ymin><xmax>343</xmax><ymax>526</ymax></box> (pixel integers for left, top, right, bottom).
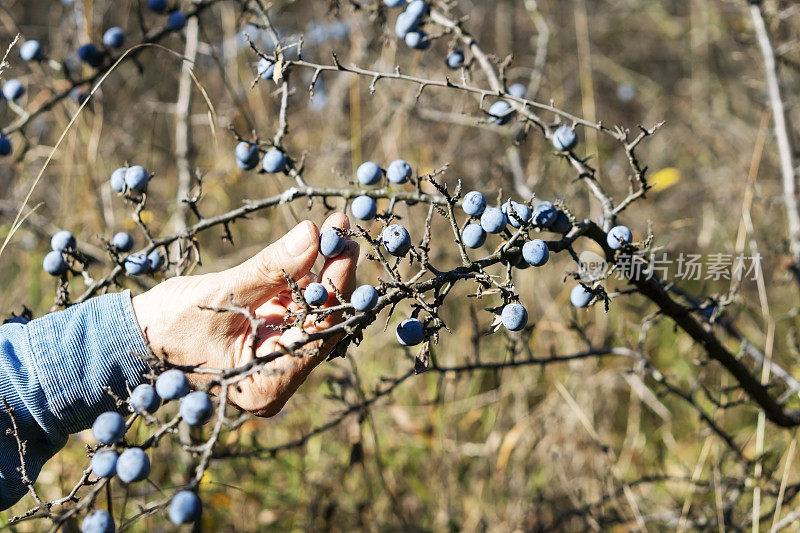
<box><xmin>0</xmin><ymin>291</ymin><xmax>150</xmax><ymax>510</ymax></box>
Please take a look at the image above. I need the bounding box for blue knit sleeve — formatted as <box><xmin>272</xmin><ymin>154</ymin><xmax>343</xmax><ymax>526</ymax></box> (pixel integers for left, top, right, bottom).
<box><xmin>0</xmin><ymin>290</ymin><xmax>151</xmax><ymax>510</ymax></box>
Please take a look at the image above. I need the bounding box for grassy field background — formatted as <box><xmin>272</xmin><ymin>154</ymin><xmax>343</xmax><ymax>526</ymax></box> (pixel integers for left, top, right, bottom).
<box><xmin>2</xmin><ymin>0</ymin><xmax>800</xmax><ymax>530</ymax></box>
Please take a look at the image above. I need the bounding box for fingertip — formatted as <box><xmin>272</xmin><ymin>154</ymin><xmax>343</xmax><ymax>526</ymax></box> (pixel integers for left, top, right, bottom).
<box><xmin>321</xmin><ymin>212</ymin><xmax>350</xmax><ymax>234</ymax></box>
<box><xmin>320</xmin><ymin>240</ymin><xmax>359</xmax><ymax>298</ymax></box>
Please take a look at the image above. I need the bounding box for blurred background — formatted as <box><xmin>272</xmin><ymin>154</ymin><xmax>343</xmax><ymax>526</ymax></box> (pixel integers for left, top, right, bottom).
<box><xmin>2</xmin><ymin>0</ymin><xmax>800</xmax><ymax>530</ymax></box>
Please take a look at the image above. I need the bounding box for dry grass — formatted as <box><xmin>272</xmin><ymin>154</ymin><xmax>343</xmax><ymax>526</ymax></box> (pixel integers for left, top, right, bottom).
<box><xmin>2</xmin><ymin>0</ymin><xmax>800</xmax><ymax>530</ymax></box>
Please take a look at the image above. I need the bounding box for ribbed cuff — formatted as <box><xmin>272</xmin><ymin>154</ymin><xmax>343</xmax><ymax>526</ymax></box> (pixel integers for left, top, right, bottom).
<box><xmin>26</xmin><ymin>290</ymin><xmax>152</xmax><ymax>437</ymax></box>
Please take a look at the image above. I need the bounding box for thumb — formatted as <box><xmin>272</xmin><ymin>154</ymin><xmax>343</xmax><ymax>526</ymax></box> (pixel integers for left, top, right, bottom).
<box><xmin>225</xmin><ymin>220</ymin><xmax>320</xmax><ymax>307</ymax></box>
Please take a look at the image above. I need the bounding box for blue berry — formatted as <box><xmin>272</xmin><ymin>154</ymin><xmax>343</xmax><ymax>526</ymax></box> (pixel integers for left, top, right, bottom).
<box><xmin>461</xmin><ymin>223</ymin><xmax>486</xmax><ymax>249</ymax></box>
<box><xmin>124</xmin><ymin>165</ymin><xmax>149</xmax><ymax>191</ymax></box>
<box><xmin>488</xmin><ymin>101</ymin><xmax>512</xmax><ymax>125</ymax></box>
<box><xmin>116</xmin><ymin>447</ymin><xmax>150</xmax><ymax>483</ymax></box>
<box><xmin>394</xmin><ymin>12</ymin><xmax>419</xmax><ymax>39</ymax></box>
<box><xmin>43</xmin><ymin>251</ymin><xmax>68</xmax><ymax>276</ymax></box>
<box><xmin>532</xmin><ymin>201</ymin><xmax>557</xmax><ymax>227</ymax></box>
<box><xmin>304</xmin><ymin>282</ymin><xmax>328</xmax><ymax>306</ymax></box>
<box><xmin>386</xmin><ymin>159</ymin><xmax>412</xmax><ymax>184</ymax></box>
<box><xmin>167</xmin><ymin>11</ymin><xmax>188</xmax><ymax>30</ymax></box>
<box><xmin>92</xmin><ymin>411</ymin><xmax>126</xmax><ymax>445</ymax></box>
<box><xmin>148</xmin><ymin>0</ymin><xmax>167</xmax><ymax>12</ymax></box>
<box><xmin>382</xmin><ymin>224</ymin><xmax>412</xmax><ymax>256</ymax></box>
<box><xmin>257</xmin><ymin>57</ymin><xmax>275</xmax><ymax>80</ymax></box>
<box><xmin>108</xmin><ymin>168</ymin><xmax>125</xmax><ymax>192</ymax></box>
<box><xmin>262</xmin><ymin>148</ymin><xmax>286</xmax><ymax>173</ymax></box>
<box><xmin>2</xmin><ymin>79</ymin><xmax>25</xmax><ymax>101</ymax></box>
<box><xmin>462</xmin><ymin>191</ymin><xmax>486</xmax><ymax>217</ymax></box>
<box><xmin>70</xmin><ymin>87</ymin><xmax>90</xmax><ymax>104</ymax></box>
<box><xmin>607</xmin><ymin>225</ymin><xmax>632</xmax><ymax>250</ymax></box>
<box><xmin>617</xmin><ymin>83</ymin><xmax>636</xmax><ymax>102</ymax></box>
<box><xmin>155</xmin><ymin>369</ymin><xmax>189</xmax><ymax>400</ymax></box>
<box><xmin>508</xmin><ymin>83</ymin><xmax>526</xmax><ymax>98</ymax></box>
<box><xmin>501</xmin><ymin>303</ymin><xmax>528</xmax><ymax>331</ymax></box>
<box><xmin>351</xmin><ymin>284</ymin><xmax>379</xmax><ymax>311</ymax></box>
<box><xmin>319</xmin><ymin>229</ymin><xmax>346</xmax><ymax>258</ymax></box>
<box><xmin>81</xmin><ymin>510</ymin><xmax>115</xmax><ymax>533</ymax></box>
<box><xmin>383</xmin><ymin>0</ymin><xmax>406</xmax><ymax>6</ymax></box>
<box><xmin>356</xmin><ymin>161</ymin><xmax>382</xmax><ymax>185</ymax></box>
<box><xmin>102</xmin><ymin>27</ymin><xmax>125</xmax><ymax>48</ymax></box>
<box><xmin>502</xmin><ymin>201</ymin><xmax>532</xmax><ymax>228</ymax></box>
<box><xmin>405</xmin><ymin>31</ymin><xmax>430</xmax><ymax>50</ymax></box>
<box><xmin>396</xmin><ymin>318</ymin><xmax>425</xmax><ymax>346</ymax></box>
<box><xmin>553</xmin><ymin>125</ymin><xmax>578</xmax><ymax>151</ymax></box>
<box><xmin>480</xmin><ymin>207</ymin><xmax>507</xmax><ymax>234</ymax></box>
<box><xmin>112</xmin><ymin>232</ymin><xmax>133</xmax><ymax>252</ymax></box>
<box><xmin>169</xmin><ymin>490</ymin><xmax>202</xmax><ymax>525</ymax></box>
<box><xmin>90</xmin><ymin>449</ymin><xmax>118</xmax><ymax>478</ymax></box>
<box><xmin>147</xmin><ymin>249</ymin><xmax>165</xmax><ymax>271</ymax></box>
<box><xmin>124</xmin><ymin>253</ymin><xmax>149</xmax><ymax>275</ymax></box>
<box><xmin>129</xmin><ymin>383</ymin><xmax>160</xmax><ymax>414</ymax></box>
<box><xmin>51</xmin><ymin>230</ymin><xmax>76</xmax><ymax>251</ymax></box>
<box><xmin>514</xmin><ymin>252</ymin><xmax>531</xmax><ymax>270</ymax></box>
<box><xmin>351</xmin><ymin>195</ymin><xmax>377</xmax><ymax>220</ymax></box>
<box><xmin>20</xmin><ymin>40</ymin><xmax>43</xmax><ymax>62</ymax></box>
<box><xmin>446</xmin><ymin>50</ymin><xmax>465</xmax><ymax>69</ymax></box>
<box><xmin>235</xmin><ymin>141</ymin><xmax>259</xmax><ymax>170</ymax></box>
<box><xmin>406</xmin><ymin>0</ymin><xmax>429</xmax><ymax>17</ymax></box>
<box><xmin>522</xmin><ymin>239</ymin><xmax>549</xmax><ymax>266</ymax></box>
<box><xmin>77</xmin><ymin>43</ymin><xmax>103</xmax><ymax>67</ymax></box>
<box><xmin>180</xmin><ymin>391</ymin><xmax>213</xmax><ymax>426</ymax></box>
<box><xmin>0</xmin><ymin>135</ymin><xmax>11</xmax><ymax>156</ymax></box>
<box><xmin>570</xmin><ymin>284</ymin><xmax>593</xmax><ymax>308</ymax></box>
<box><xmin>550</xmin><ymin>210</ymin><xmax>572</xmax><ymax>234</ymax></box>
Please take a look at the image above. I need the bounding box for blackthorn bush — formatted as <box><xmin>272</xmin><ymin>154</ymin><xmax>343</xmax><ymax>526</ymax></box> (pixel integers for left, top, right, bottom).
<box><xmin>4</xmin><ymin>1</ymin><xmax>798</xmax><ymax>529</ymax></box>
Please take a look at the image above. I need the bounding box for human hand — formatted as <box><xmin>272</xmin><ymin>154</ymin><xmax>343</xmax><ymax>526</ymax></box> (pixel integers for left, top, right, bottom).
<box><xmin>130</xmin><ymin>213</ymin><xmax>358</xmax><ymax>417</ymax></box>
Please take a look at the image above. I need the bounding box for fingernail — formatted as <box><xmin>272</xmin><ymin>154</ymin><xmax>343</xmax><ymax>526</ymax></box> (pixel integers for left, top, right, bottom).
<box><xmin>285</xmin><ymin>222</ymin><xmax>313</xmax><ymax>256</ymax></box>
